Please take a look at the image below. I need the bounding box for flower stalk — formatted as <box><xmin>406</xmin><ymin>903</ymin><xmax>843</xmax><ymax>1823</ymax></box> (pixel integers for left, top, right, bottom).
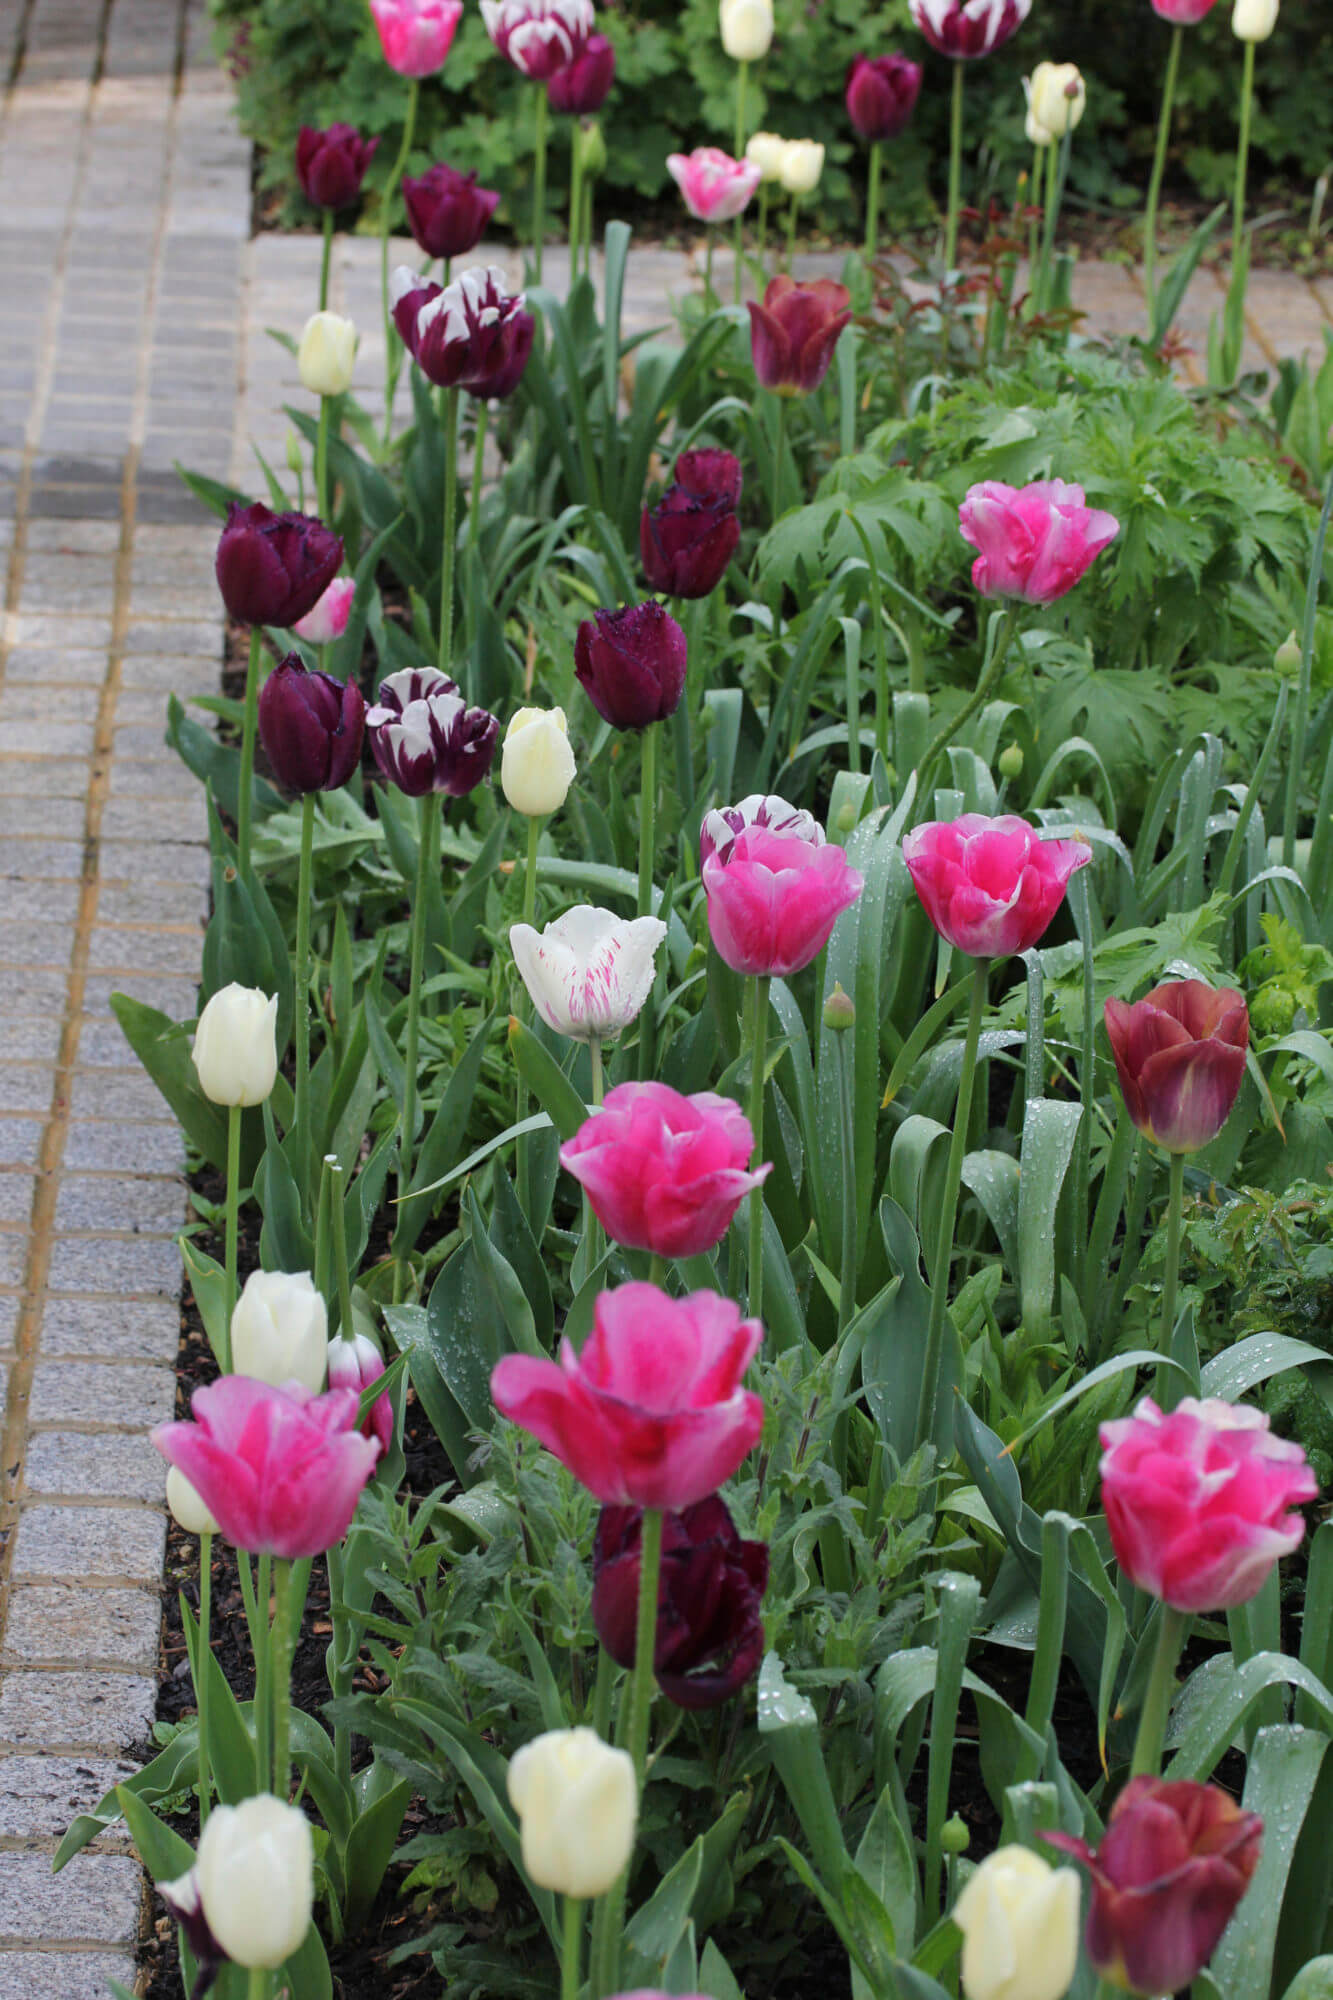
<box><xmin>223</xmin><ymin>1103</ymin><xmax>242</xmax><ymax>1373</ymax></box>
<box><xmin>864</xmin><ymin>139</ymin><xmax>883</xmax><ymax>259</ymax></box>
<box><xmin>379</xmin><ymin>76</ymin><xmax>420</xmax><ymax>449</ymax></box>
<box><xmin>1130</xmin><ymin>1603</ymin><xmax>1190</xmax><ymax>1778</ymax></box>
<box><xmin>944</xmin><ymin>59</ymin><xmax>965</xmax><ymax>272</ymax></box>
<box><xmin>1232</xmin><ymin>38</ymin><xmax>1256</xmax><ymax>273</ymax></box>
<box><xmin>438</xmin><ymin>385</ymin><xmax>460</xmax><ymax>675</ymax></box>
<box><xmin>236</xmin><ymin>626</ymin><xmax>265</xmax><ymax>874</ymax></box>
<box><xmin>1143</xmin><ymin>24</ymin><xmax>1182</xmax><ymax>314</ymax></box>
<box><xmin>394</xmin><ymin>793</ymin><xmax>439</xmax><ymax>1300</ymax></box>
<box><xmin>293</xmin><ymin>792</ymin><xmax>316</xmax><ymax>1199</ymax></box>
<box><xmin>747</xmin><ymin>975</ymin><xmax>770</xmax><ymax>1325</ymax></box>
<box><xmin>532</xmin><ymin>81</ymin><xmax>549</xmax><ymax>282</ymax></box>
<box><xmin>914</xmin><ymin>957</ymin><xmax>988</xmax><ymax>1451</ymax></box>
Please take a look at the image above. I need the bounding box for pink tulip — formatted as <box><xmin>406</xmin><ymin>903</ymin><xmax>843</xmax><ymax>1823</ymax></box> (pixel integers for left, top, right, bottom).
<box><xmin>1104</xmin><ymin>980</ymin><xmax>1249</xmax><ymax>1155</ymax></box>
<box><xmin>560</xmin><ymin>1083</ymin><xmax>772</xmax><ymax>1258</ymax></box>
<box><xmin>491</xmin><ymin>1283</ymin><xmax>764</xmax><ymax>1510</ymax></box>
<box><xmin>293</xmin><ymin>576</ymin><xmax>355</xmax><ymax>645</ymax></box>
<box><xmin>958</xmin><ymin>479</ymin><xmax>1120</xmax><ymax>603</ymax></box>
<box><xmin>370</xmin><ymin>0</ymin><xmax>464</xmax><ymax>76</ymax></box>
<box><xmin>703</xmin><ymin>826</ymin><xmax>863</xmax><ymax>978</ymax></box>
<box><xmin>326</xmin><ymin>1331</ymin><xmax>395</xmax><ymax>1457</ymax></box>
<box><xmin>153</xmin><ymin>1376</ymin><xmax>382</xmax><ymax>1558</ymax></box>
<box><xmin>1151</xmin><ymin>0</ymin><xmax>1217</xmax><ymax>18</ymax></box>
<box><xmin>901</xmin><ymin>813</ymin><xmax>1090</xmax><ymax>959</ymax></box>
<box><xmin>1099</xmin><ymin>1395</ymin><xmax>1317</xmax><ymax>1613</ymax></box>
<box><xmin>666</xmin><ymin>147</ymin><xmax>762</xmax><ymax>225</ymax></box>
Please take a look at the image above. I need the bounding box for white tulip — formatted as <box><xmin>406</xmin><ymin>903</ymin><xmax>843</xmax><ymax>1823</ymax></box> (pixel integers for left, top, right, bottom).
<box><xmin>192</xmin><ymin>985</ymin><xmax>278</xmax><ymax>1108</ymax></box>
<box><xmin>779</xmin><ymin>139</ymin><xmax>825</xmax><ymax>196</ymax></box>
<box><xmin>166</xmin><ymin>1466</ymin><xmax>219</xmax><ymax>1537</ymax></box>
<box><xmin>509</xmin><ymin>905</ymin><xmax>666</xmax><ymax>1043</ymax></box>
<box><xmin>745</xmin><ymin>131</ymin><xmax>788</xmax><ymax>184</ymax></box>
<box><xmin>506</xmin><ymin>1727</ymin><xmax>637</xmax><ymax>1898</ymax></box>
<box><xmin>719</xmin><ymin>0</ymin><xmax>773</xmax><ymax>62</ymax></box>
<box><xmin>298</xmin><ymin>311</ymin><xmax>357</xmax><ymax>397</ymax></box>
<box><xmin>1026</xmin><ymin>63</ymin><xmax>1085</xmax><ymax>139</ymax></box>
<box><xmin>1232</xmin><ymin>0</ymin><xmax>1277</xmax><ymax>37</ymax></box>
<box><xmin>953</xmin><ymin>1846</ymin><xmax>1081</xmax><ymax>2000</ymax></box>
<box><xmin>501</xmin><ymin>706</ymin><xmax>577</xmax><ymax>817</ymax></box>
<box><xmin>231</xmin><ymin>1269</ymin><xmax>328</xmax><ymax>1392</ymax></box>
<box><xmin>196</xmin><ymin>1795</ymin><xmax>314</xmax><ymax>1969</ymax></box>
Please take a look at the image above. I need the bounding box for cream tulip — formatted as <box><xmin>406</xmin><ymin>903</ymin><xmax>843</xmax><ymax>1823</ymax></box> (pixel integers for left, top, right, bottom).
<box><xmin>195</xmin><ymin>1795</ymin><xmax>314</xmax><ymax>1969</ymax></box>
<box><xmin>166</xmin><ymin>1465</ymin><xmax>219</xmax><ymax>1537</ymax></box>
<box><xmin>509</xmin><ymin>905</ymin><xmax>667</xmax><ymax>1043</ymax></box>
<box><xmin>719</xmin><ymin>0</ymin><xmax>772</xmax><ymax>62</ymax></box>
<box><xmin>192</xmin><ymin>985</ymin><xmax>278</xmax><ymax>1108</ymax></box>
<box><xmin>953</xmin><ymin>1846</ymin><xmax>1081</xmax><ymax>2000</ymax></box>
<box><xmin>1231</xmin><ymin>0</ymin><xmax>1277</xmax><ymax>36</ymax></box>
<box><xmin>1026</xmin><ymin>62</ymin><xmax>1086</xmax><ymax>139</ymax></box>
<box><xmin>501</xmin><ymin>706</ymin><xmax>577</xmax><ymax>817</ymax></box>
<box><xmin>230</xmin><ymin>1268</ymin><xmax>328</xmax><ymax>1392</ymax></box>
<box><xmin>779</xmin><ymin>139</ymin><xmax>825</xmax><ymax>197</ymax></box>
<box><xmin>745</xmin><ymin>131</ymin><xmax>787</xmax><ymax>183</ymax></box>
<box><xmin>298</xmin><ymin>311</ymin><xmax>357</xmax><ymax>397</ymax></box>
<box><xmin>506</xmin><ymin>1726</ymin><xmax>636</xmax><ymax>1898</ymax></box>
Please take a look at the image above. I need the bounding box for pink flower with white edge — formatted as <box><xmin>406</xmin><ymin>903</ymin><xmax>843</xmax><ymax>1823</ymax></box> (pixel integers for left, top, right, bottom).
<box><xmin>560</xmin><ymin>1082</ymin><xmax>771</xmax><ymax>1258</ymax></box>
<box><xmin>509</xmin><ymin>905</ymin><xmax>666</xmax><ymax>1043</ymax></box>
<box><xmin>293</xmin><ymin>576</ymin><xmax>355</xmax><ymax>645</ymax></box>
<box><xmin>699</xmin><ymin>793</ymin><xmax>825</xmax><ymax>869</ymax></box>
<box><xmin>327</xmin><ymin>1331</ymin><xmax>395</xmax><ymax>1457</ymax></box>
<box><xmin>1099</xmin><ymin>1396</ymin><xmax>1318</xmax><ymax>1613</ymax></box>
<box><xmin>491</xmin><ymin>1283</ymin><xmax>764</xmax><ymax>1509</ymax></box>
<box><xmin>910</xmin><ymin>0</ymin><xmax>1030</xmax><ymax>59</ymax></box>
<box><xmin>370</xmin><ymin>0</ymin><xmax>463</xmax><ymax>76</ymax></box>
<box><xmin>958</xmin><ymin>479</ymin><xmax>1120</xmax><ymax>604</ymax></box>
<box><xmin>667</xmin><ymin>147</ymin><xmax>762</xmax><ymax>224</ymax></box>
<box><xmin>703</xmin><ymin>825</ymin><xmax>863</xmax><ymax>978</ymax></box>
<box><xmin>1151</xmin><ymin>0</ymin><xmax>1218</xmax><ymax>16</ymax></box>
<box><xmin>481</xmin><ymin>0</ymin><xmax>594</xmax><ymax>79</ymax></box>
<box><xmin>902</xmin><ymin>814</ymin><xmax>1090</xmax><ymax>959</ymax></box>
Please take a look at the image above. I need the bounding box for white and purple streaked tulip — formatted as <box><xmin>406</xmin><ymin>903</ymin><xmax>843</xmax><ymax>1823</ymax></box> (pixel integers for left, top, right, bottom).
<box><xmin>390</xmin><ymin>264</ymin><xmax>535</xmax><ymax>400</ymax></box>
<box><xmin>365</xmin><ymin>666</ymin><xmax>500</xmax><ymax>798</ymax></box>
<box><xmin>480</xmin><ymin>0</ymin><xmax>595</xmax><ymax>79</ymax></box>
<box><xmin>699</xmin><ymin>793</ymin><xmax>826</xmax><ymax>869</ymax></box>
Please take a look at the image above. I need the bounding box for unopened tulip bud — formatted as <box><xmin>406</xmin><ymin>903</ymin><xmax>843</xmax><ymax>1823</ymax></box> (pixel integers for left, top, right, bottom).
<box><xmin>823</xmin><ymin>983</ymin><xmax>855</xmax><ymax>1032</ymax></box>
<box><xmin>501</xmin><ymin>706</ymin><xmax>577</xmax><ymax>816</ymax></box>
<box><xmin>167</xmin><ymin>1465</ymin><xmax>219</xmax><ymax>1537</ymax></box>
<box><xmin>1274</xmin><ymin>629</ymin><xmax>1301</xmax><ymax>674</ymax></box>
<box><xmin>999</xmin><ymin>743</ymin><xmax>1024</xmax><ymax>778</ymax></box>
<box><xmin>192</xmin><ymin>985</ymin><xmax>278</xmax><ymax>1108</ymax></box>
<box><xmin>298</xmin><ymin>311</ymin><xmax>357</xmax><ymax>398</ymax></box>
<box><xmin>1231</xmin><ymin>0</ymin><xmax>1277</xmax><ymax>37</ymax></box>
<box><xmin>575</xmin><ymin>116</ymin><xmax>607</xmax><ymax>179</ymax></box>
<box><xmin>196</xmin><ymin>1795</ymin><xmax>314</xmax><ymax>1969</ymax></box>
<box><xmin>779</xmin><ymin>139</ymin><xmax>825</xmax><ymax>196</ymax></box>
<box><xmin>327</xmin><ymin>1330</ymin><xmax>394</xmax><ymax>1456</ymax></box>
<box><xmin>942</xmin><ymin>1814</ymin><xmax>971</xmax><ymax>1855</ymax></box>
<box><xmin>745</xmin><ymin>131</ymin><xmax>787</xmax><ymax>183</ymax></box>
<box><xmin>231</xmin><ymin>1269</ymin><xmax>328</xmax><ymax>1392</ymax></box>
<box><xmin>285</xmin><ymin>432</ymin><xmax>304</xmax><ymax>477</ymax></box>
<box><xmin>953</xmin><ymin>1846</ymin><xmax>1081</xmax><ymax>2000</ymax></box>
<box><xmin>719</xmin><ymin>0</ymin><xmax>773</xmax><ymax>62</ymax></box>
<box><xmin>506</xmin><ymin>1726</ymin><xmax>637</xmax><ymax>1897</ymax></box>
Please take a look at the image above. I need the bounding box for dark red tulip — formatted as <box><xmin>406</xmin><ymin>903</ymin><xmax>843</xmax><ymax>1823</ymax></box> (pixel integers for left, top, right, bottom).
<box><xmin>547</xmin><ymin>31</ymin><xmax>615</xmax><ymax>113</ymax></box>
<box><xmin>845</xmin><ymin>53</ymin><xmax>923</xmax><ymax>142</ymax></box>
<box><xmin>391</xmin><ymin>264</ymin><xmax>534</xmax><ymax>400</ymax></box>
<box><xmin>748</xmin><ymin>276</ymin><xmax>853</xmax><ymax>396</ymax></box>
<box><xmin>402</xmin><ymin>163</ymin><xmax>501</xmax><ymax>262</ymax></box>
<box><xmin>295</xmin><ymin>124</ymin><xmax>380</xmax><ymax>211</ymax></box>
<box><xmin>574</xmin><ymin>601</ymin><xmax>687</xmax><ymax>729</ymax></box>
<box><xmin>215</xmin><ymin>503</ymin><xmax>344</xmax><ymax>630</ymax></box>
<box><xmin>1045</xmin><ymin>1778</ymin><xmax>1262</xmax><ymax>1996</ymax></box>
<box><xmin>592</xmin><ymin>1495</ymin><xmax>768</xmax><ymax>1710</ymax></box>
<box><xmin>257</xmin><ymin>654</ymin><xmax>366</xmax><ymax>794</ymax></box>
<box><xmin>640</xmin><ymin>448</ymin><xmax>742</xmax><ymax>600</ymax></box>
<box><xmin>1104</xmin><ymin>980</ymin><xmax>1249</xmax><ymax>1154</ymax></box>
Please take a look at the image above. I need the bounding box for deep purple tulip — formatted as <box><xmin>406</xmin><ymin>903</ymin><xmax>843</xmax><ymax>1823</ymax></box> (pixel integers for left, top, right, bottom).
<box><xmin>402</xmin><ymin>163</ymin><xmax>501</xmax><ymax>262</ymax></box>
<box><xmin>295</xmin><ymin>124</ymin><xmax>380</xmax><ymax>211</ymax></box>
<box><xmin>574</xmin><ymin>602</ymin><xmax>687</xmax><ymax>730</ymax></box>
<box><xmin>640</xmin><ymin>448</ymin><xmax>742</xmax><ymax>600</ymax></box>
<box><xmin>547</xmin><ymin>31</ymin><xmax>615</xmax><ymax>113</ymax></box>
<box><xmin>845</xmin><ymin>53</ymin><xmax>923</xmax><ymax>142</ymax></box>
<box><xmin>391</xmin><ymin>264</ymin><xmax>535</xmax><ymax>400</ymax></box>
<box><xmin>215</xmin><ymin>503</ymin><xmax>344</xmax><ymax>630</ymax></box>
<box><xmin>365</xmin><ymin>666</ymin><xmax>499</xmax><ymax>797</ymax></box>
<box><xmin>748</xmin><ymin>277</ymin><xmax>853</xmax><ymax>396</ymax></box>
<box><xmin>257</xmin><ymin>654</ymin><xmax>366</xmax><ymax>794</ymax></box>
<box><xmin>592</xmin><ymin>1495</ymin><xmax>768</xmax><ymax>1709</ymax></box>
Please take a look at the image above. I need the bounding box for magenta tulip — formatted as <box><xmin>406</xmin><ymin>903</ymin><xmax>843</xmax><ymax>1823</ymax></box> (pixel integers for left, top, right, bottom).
<box><xmin>403</xmin><ymin>164</ymin><xmax>501</xmax><ymax>262</ymax></box>
<box><xmin>491</xmin><ymin>1283</ymin><xmax>764</xmax><ymax>1511</ymax></box>
<box><xmin>257</xmin><ymin>654</ymin><xmax>365</xmax><ymax>794</ymax></box>
<box><xmin>295</xmin><ymin>125</ymin><xmax>379</xmax><ymax>211</ymax></box>
<box><xmin>560</xmin><ymin>1082</ymin><xmax>771</xmax><ymax>1258</ymax></box>
<box><xmin>1045</xmin><ymin>1778</ymin><xmax>1262</xmax><ymax>1995</ymax></box>
<box><xmin>666</xmin><ymin>147</ymin><xmax>762</xmax><ymax>225</ymax></box>
<box><xmin>703</xmin><ymin>826</ymin><xmax>863</xmax><ymax>978</ymax></box>
<box><xmin>700</xmin><ymin>793</ymin><xmax>824</xmax><ymax>869</ymax></box>
<box><xmin>327</xmin><ymin>1331</ymin><xmax>394</xmax><ymax>1457</ymax></box>
<box><xmin>391</xmin><ymin>264</ymin><xmax>534</xmax><ymax>400</ymax></box>
<box><xmin>481</xmin><ymin>0</ymin><xmax>594</xmax><ymax>79</ymax></box>
<box><xmin>1151</xmin><ymin>0</ymin><xmax>1217</xmax><ymax>18</ymax></box>
<box><xmin>574</xmin><ymin>601</ymin><xmax>687</xmax><ymax>729</ymax></box>
<box><xmin>1104</xmin><ymin>980</ymin><xmax>1249</xmax><ymax>1155</ymax></box>
<box><xmin>640</xmin><ymin>449</ymin><xmax>742</xmax><ymax>600</ymax></box>
<box><xmin>901</xmin><ymin>814</ymin><xmax>1090</xmax><ymax>959</ymax></box>
<box><xmin>215</xmin><ymin>503</ymin><xmax>343</xmax><ymax>630</ymax></box>
<box><xmin>845</xmin><ymin>53</ymin><xmax>924</xmax><ymax>141</ymax></box>
<box><xmin>293</xmin><ymin>576</ymin><xmax>355</xmax><ymax>645</ymax></box>
<box><xmin>958</xmin><ymin>479</ymin><xmax>1120</xmax><ymax>603</ymax></box>
<box><xmin>548</xmin><ymin>31</ymin><xmax>615</xmax><ymax>112</ymax></box>
<box><xmin>365</xmin><ymin>666</ymin><xmax>499</xmax><ymax>797</ymax></box>
<box><xmin>153</xmin><ymin>1377</ymin><xmax>381</xmax><ymax>1559</ymax></box>
<box><xmin>370</xmin><ymin>0</ymin><xmax>463</xmax><ymax>75</ymax></box>
<box><xmin>593</xmin><ymin>1494</ymin><xmax>768</xmax><ymax>1709</ymax></box>
<box><xmin>748</xmin><ymin>276</ymin><xmax>853</xmax><ymax>396</ymax></box>
<box><xmin>910</xmin><ymin>0</ymin><xmax>1031</xmax><ymax>59</ymax></box>
<box><xmin>1098</xmin><ymin>1395</ymin><xmax>1317</xmax><ymax>1613</ymax></box>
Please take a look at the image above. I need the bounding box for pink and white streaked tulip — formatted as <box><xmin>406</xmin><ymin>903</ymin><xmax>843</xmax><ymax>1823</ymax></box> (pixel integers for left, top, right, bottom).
<box><xmin>327</xmin><ymin>1331</ymin><xmax>395</xmax><ymax>1457</ymax></box>
<box><xmin>491</xmin><ymin>1283</ymin><xmax>764</xmax><ymax>1510</ymax></box>
<box><xmin>910</xmin><ymin>0</ymin><xmax>1031</xmax><ymax>60</ymax></box>
<box><xmin>370</xmin><ymin>0</ymin><xmax>464</xmax><ymax>76</ymax></box>
<box><xmin>702</xmin><ymin>826</ymin><xmax>863</xmax><ymax>978</ymax></box>
<box><xmin>902</xmin><ymin>814</ymin><xmax>1090</xmax><ymax>960</ymax></box>
<box><xmin>666</xmin><ymin>147</ymin><xmax>762</xmax><ymax>225</ymax></box>
<box><xmin>293</xmin><ymin>576</ymin><xmax>355</xmax><ymax>645</ymax></box>
<box><xmin>481</xmin><ymin>0</ymin><xmax>594</xmax><ymax>79</ymax></box>
<box><xmin>153</xmin><ymin>1377</ymin><xmax>382</xmax><ymax>1559</ymax></box>
<box><xmin>958</xmin><ymin>479</ymin><xmax>1120</xmax><ymax>604</ymax></box>
<box><xmin>509</xmin><ymin>905</ymin><xmax>667</xmax><ymax>1043</ymax></box>
<box><xmin>1100</xmin><ymin>1396</ymin><xmax>1317</xmax><ymax>1612</ymax></box>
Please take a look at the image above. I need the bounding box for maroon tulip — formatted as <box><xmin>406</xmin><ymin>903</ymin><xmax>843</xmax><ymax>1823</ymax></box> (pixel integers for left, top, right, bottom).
<box><xmin>748</xmin><ymin>276</ymin><xmax>853</xmax><ymax>396</ymax></box>
<box><xmin>1104</xmin><ymin>980</ymin><xmax>1249</xmax><ymax>1155</ymax></box>
<box><xmin>295</xmin><ymin>124</ymin><xmax>380</xmax><ymax>211</ymax></box>
<box><xmin>845</xmin><ymin>53</ymin><xmax>923</xmax><ymax>142</ymax></box>
<box><xmin>548</xmin><ymin>31</ymin><xmax>615</xmax><ymax>113</ymax></box>
<box><xmin>257</xmin><ymin>654</ymin><xmax>366</xmax><ymax>794</ymax></box>
<box><xmin>640</xmin><ymin>449</ymin><xmax>742</xmax><ymax>600</ymax></box>
<box><xmin>391</xmin><ymin>264</ymin><xmax>534</xmax><ymax>400</ymax></box>
<box><xmin>215</xmin><ymin>503</ymin><xmax>344</xmax><ymax>630</ymax></box>
<box><xmin>592</xmin><ymin>1495</ymin><xmax>768</xmax><ymax>1710</ymax></box>
<box><xmin>574</xmin><ymin>602</ymin><xmax>687</xmax><ymax>729</ymax></box>
<box><xmin>1045</xmin><ymin>1778</ymin><xmax>1262</xmax><ymax>1996</ymax></box>
<box><xmin>403</xmin><ymin>163</ymin><xmax>501</xmax><ymax>262</ymax></box>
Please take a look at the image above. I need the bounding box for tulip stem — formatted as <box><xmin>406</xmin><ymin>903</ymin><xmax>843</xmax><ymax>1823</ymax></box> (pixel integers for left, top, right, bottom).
<box><xmin>636</xmin><ymin>721</ymin><xmax>657</xmax><ymax>922</ymax></box>
<box><xmin>561</xmin><ymin>1895</ymin><xmax>583</xmax><ymax>2000</ymax></box>
<box><xmin>247</xmin><ymin>1968</ymin><xmax>268</xmax><ymax>2000</ymax></box>
<box><xmin>468</xmin><ymin>399</ymin><xmax>490</xmax><ymax>555</ymax></box>
<box><xmin>223</xmin><ymin>1104</ymin><xmax>241</xmax><ymax>1373</ymax></box>
<box><xmin>319</xmin><ymin>209</ymin><xmax>334</xmax><ymax>313</ymax></box>
<box><xmin>533</xmin><ymin>81</ymin><xmax>548</xmax><ymax>285</ymax></box>
<box><xmin>1036</xmin><ymin>127</ymin><xmax>1069</xmax><ymax>317</ymax></box>
<box><xmin>756</xmin><ymin>181</ymin><xmax>769</xmax><ymax>278</ymax></box>
<box><xmin>944</xmin><ymin>58</ymin><xmax>964</xmax><ymax>273</ymax></box>
<box><xmin>254</xmin><ymin>1549</ymin><xmax>272</xmax><ymax>1789</ymax></box>
<box><xmin>236</xmin><ymin>625</ymin><xmax>265</xmax><ymax>875</ymax></box>
<box><xmin>395</xmin><ymin>794</ymin><xmax>438</xmax><ymax>1301</ymax></box>
<box><xmin>1027</xmin><ymin>141</ymin><xmax>1044</xmax><ymax>288</ymax></box>
<box><xmin>1282</xmin><ymin>466</ymin><xmax>1333</xmax><ymax>868</ymax></box>
<box><xmin>704</xmin><ymin>229</ymin><xmax>714</xmax><ymax>303</ymax></box>
<box><xmin>914</xmin><ymin>957</ymin><xmax>988</xmax><ymax>1454</ymax></box>
<box><xmin>1143</xmin><ymin>25</ymin><xmax>1182</xmax><ymax>317</ymax></box>
<box><xmin>293</xmin><ymin>793</ymin><xmax>315</xmax><ymax>1204</ymax></box>
<box><xmin>569</xmin><ymin>135</ymin><xmax>584</xmax><ymax>283</ymax></box>
<box><xmin>330</xmin><ymin>1158</ymin><xmax>354</xmax><ymax>1348</ymax></box>
<box><xmin>315</xmin><ymin>394</ymin><xmax>331</xmax><ymax>529</ymax></box>
<box><xmin>747</xmin><ymin>975</ymin><xmax>770</xmax><ymax>1327</ymax></box>
<box><xmin>591</xmin><ymin>1508</ymin><xmax>663</xmax><ymax>2000</ymax></box>
<box><xmin>1157</xmin><ymin>1148</ymin><xmax>1187</xmax><ymax>1383</ymax></box>
<box><xmin>834</xmin><ymin>1022</ymin><xmax>857</xmax><ymax>1336</ymax></box>
<box><xmin>1130</xmin><ymin>1603</ymin><xmax>1189</xmax><ymax>1778</ymax></box>
<box><xmin>196</xmin><ymin>1530</ymin><xmax>212</xmax><ymax>1828</ymax></box>
<box><xmin>785</xmin><ymin>193</ymin><xmax>798</xmax><ymax>273</ymax></box>
<box><xmin>271</xmin><ymin>1556</ymin><xmax>292</xmax><ymax>1798</ymax></box>
<box><xmin>589</xmin><ymin>1036</ymin><xmax>604</xmax><ymax>1106</ymax></box>
<box><xmin>1232</xmin><ymin>38</ymin><xmax>1256</xmax><ymax>274</ymax></box>
<box><xmin>733</xmin><ymin>61</ymin><xmax>749</xmax><ymax>306</ymax></box>
<box><xmin>438</xmin><ymin>385</ymin><xmax>460</xmax><ymax>676</ymax></box>
<box><xmin>771</xmin><ymin>393</ymin><xmax>786</xmax><ymax>530</ymax></box>
<box><xmin>581</xmin><ymin>1035</ymin><xmax>605</xmax><ymax>1276</ymax></box>
<box><xmin>916</xmin><ymin>602</ymin><xmax>1020</xmax><ymax>802</ymax></box>
<box><xmin>864</xmin><ymin>140</ymin><xmax>882</xmax><ymax>260</ymax></box>
<box><xmin>380</xmin><ymin>76</ymin><xmax>419</xmax><ymax>451</ymax></box>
